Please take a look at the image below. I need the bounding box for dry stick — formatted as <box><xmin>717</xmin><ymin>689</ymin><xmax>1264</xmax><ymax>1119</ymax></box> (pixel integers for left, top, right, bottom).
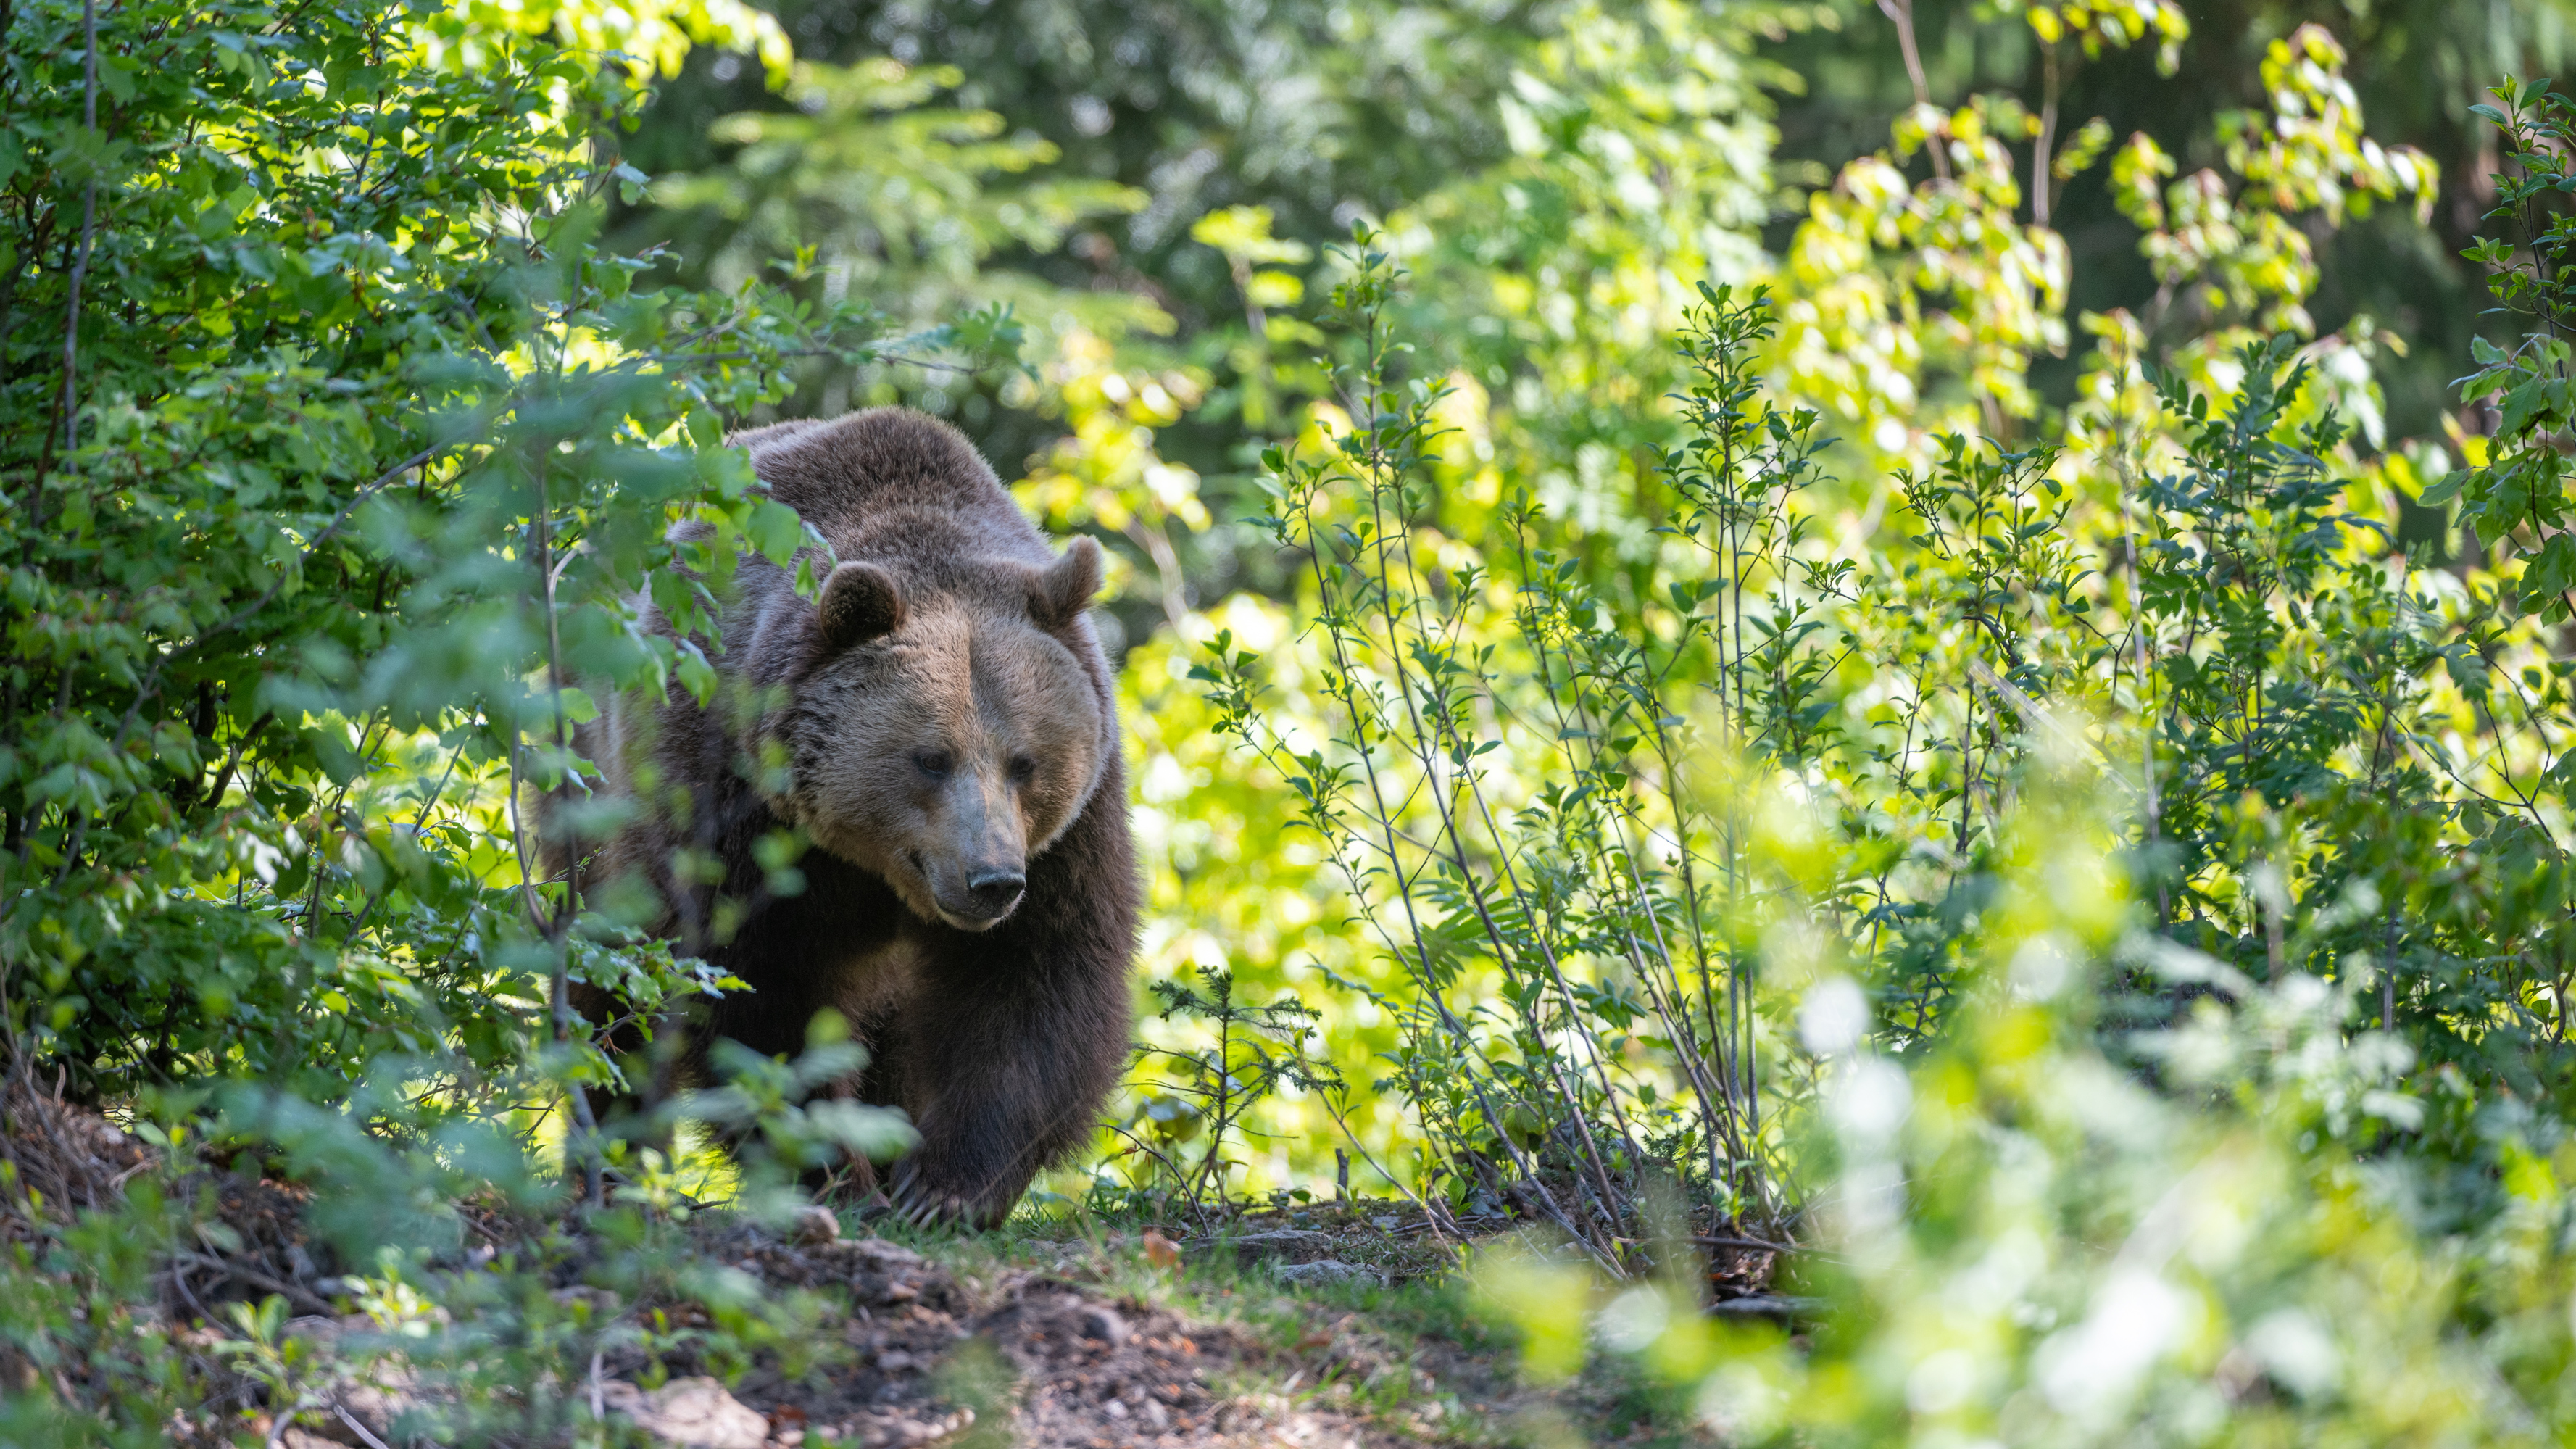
<box><xmin>172</xmin><ymin>1251</ymin><xmax>334</xmax><ymax>1316</ymax></box>
<box><xmin>2032</xmin><ymin>41</ymin><xmax>2061</xmax><ymax>228</ymax></box>
<box><xmin>1123</xmin><ymin>515</ymin><xmax>1192</xmax><ymax>635</ymax></box>
<box><xmin>1693</xmin><ymin>1233</ymin><xmax>1810</xmax><ymax>1255</ymax></box>
<box><xmin>1877</xmin><ymin>0</ymin><xmax>1948</xmax><ymax>182</ymax></box>
<box><xmin>1102</xmin><ymin>1121</ymin><xmax>1194</xmax><ymax>1202</ymax></box>
<box><xmin>1313</xmin><ymin>1089</ymin><xmax>1463</xmax><ymax>1250</ymax></box>
<box><xmin>331</xmin><ymin>1403</ymin><xmax>394</xmax><ymax>1449</ymax></box>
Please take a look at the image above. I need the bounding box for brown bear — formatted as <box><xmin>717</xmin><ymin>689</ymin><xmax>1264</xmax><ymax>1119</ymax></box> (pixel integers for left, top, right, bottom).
<box><xmin>571</xmin><ymin>407</ymin><xmax>1139</xmax><ymax>1226</ymax></box>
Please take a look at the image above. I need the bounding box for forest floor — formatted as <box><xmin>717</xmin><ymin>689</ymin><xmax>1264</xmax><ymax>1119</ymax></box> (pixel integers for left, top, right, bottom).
<box><xmin>10</xmin><ymin>1087</ymin><xmax>1776</xmax><ymax>1447</ymax></box>
<box><xmin>258</xmin><ymin>1197</ymin><xmax>1758</xmax><ymax>1449</ymax></box>
<box><xmin>510</xmin><ymin>1200</ymin><xmax>1740</xmax><ymax>1449</ymax></box>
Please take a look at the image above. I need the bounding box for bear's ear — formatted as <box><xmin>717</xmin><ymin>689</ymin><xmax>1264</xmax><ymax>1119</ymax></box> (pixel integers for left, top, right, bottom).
<box><xmin>819</xmin><ymin>561</ymin><xmax>906</xmax><ymax>649</ymax></box>
<box><xmin>1030</xmin><ymin>536</ymin><xmax>1103</xmax><ymax>629</ymax></box>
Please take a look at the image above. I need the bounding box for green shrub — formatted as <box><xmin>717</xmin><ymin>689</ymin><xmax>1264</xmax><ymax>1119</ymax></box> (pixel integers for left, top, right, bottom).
<box><xmin>0</xmin><ymin>0</ymin><xmax>952</xmax><ymax>1435</ymax></box>
<box><xmin>1232</xmin><ymin>70</ymin><xmax>2576</xmax><ymax>1443</ymax></box>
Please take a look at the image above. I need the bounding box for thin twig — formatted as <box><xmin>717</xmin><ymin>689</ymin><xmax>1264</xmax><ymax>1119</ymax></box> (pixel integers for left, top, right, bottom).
<box><xmin>1694</xmin><ymin>1233</ymin><xmax>1813</xmax><ymax>1255</ymax></box>
<box><xmin>173</xmin><ymin>1251</ymin><xmax>336</xmax><ymax>1316</ymax></box>
<box><xmin>1877</xmin><ymin>0</ymin><xmax>1949</xmax><ymax>181</ymax></box>
<box><xmin>331</xmin><ymin>1403</ymin><xmax>394</xmax><ymax>1449</ymax></box>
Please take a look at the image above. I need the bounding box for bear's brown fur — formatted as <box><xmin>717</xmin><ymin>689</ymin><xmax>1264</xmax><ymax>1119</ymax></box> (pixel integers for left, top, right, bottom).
<box><xmin>573</xmin><ymin>407</ymin><xmax>1138</xmax><ymax>1226</ymax></box>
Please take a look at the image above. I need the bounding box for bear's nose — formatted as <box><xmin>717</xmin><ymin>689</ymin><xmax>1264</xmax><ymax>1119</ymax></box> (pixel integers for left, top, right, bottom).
<box><xmin>965</xmin><ymin>868</ymin><xmax>1026</xmax><ymax>916</ymax></box>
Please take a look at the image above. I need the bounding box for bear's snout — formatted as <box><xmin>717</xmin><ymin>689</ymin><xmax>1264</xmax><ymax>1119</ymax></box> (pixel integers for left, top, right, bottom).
<box><xmin>965</xmin><ymin>867</ymin><xmax>1027</xmax><ymax>918</ymax></box>
<box><xmin>909</xmin><ymin>839</ymin><xmax>1030</xmax><ymax>931</ymax></box>
<box><xmin>930</xmin><ymin>860</ymin><xmax>1023</xmax><ymax>930</ymax></box>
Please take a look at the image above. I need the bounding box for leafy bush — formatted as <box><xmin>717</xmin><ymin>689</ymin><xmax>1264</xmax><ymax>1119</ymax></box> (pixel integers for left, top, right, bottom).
<box><xmin>1242</xmin><ymin>66</ymin><xmax>2576</xmax><ymax>1445</ymax></box>
<box><xmin>1476</xmin><ymin>784</ymin><xmax>2576</xmax><ymax>1444</ymax></box>
<box><xmin>1192</xmin><ymin>244</ymin><xmax>1831</xmax><ymax>1257</ymax></box>
<box><xmin>0</xmin><ymin>0</ymin><xmax>962</xmax><ymax>1435</ymax></box>
<box><xmin>2</xmin><ymin>0</ymin><xmax>829</xmax><ymax>1111</ymax></box>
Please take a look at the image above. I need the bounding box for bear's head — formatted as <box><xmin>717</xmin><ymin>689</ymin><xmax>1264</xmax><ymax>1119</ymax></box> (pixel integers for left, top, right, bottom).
<box><xmin>775</xmin><ymin>539</ymin><xmax>1108</xmax><ymax>932</ymax></box>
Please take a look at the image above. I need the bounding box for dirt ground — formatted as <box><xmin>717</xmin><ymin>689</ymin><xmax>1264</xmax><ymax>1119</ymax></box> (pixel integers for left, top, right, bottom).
<box><xmin>252</xmin><ymin>1197</ymin><xmax>1790</xmax><ymax>1448</ymax></box>
<box><xmin>581</xmin><ymin>1202</ymin><xmax>1785</xmax><ymax>1449</ymax></box>
<box><xmin>630</xmin><ymin>1217</ymin><xmax>1479</xmax><ymax>1448</ymax></box>
<box><xmin>1</xmin><ymin>1083</ymin><xmax>1783</xmax><ymax>1448</ymax></box>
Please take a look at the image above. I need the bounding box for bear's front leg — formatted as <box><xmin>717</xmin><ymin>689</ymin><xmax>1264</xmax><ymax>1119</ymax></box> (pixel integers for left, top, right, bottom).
<box><xmin>882</xmin><ymin>823</ymin><xmax>1137</xmax><ymax>1226</ymax></box>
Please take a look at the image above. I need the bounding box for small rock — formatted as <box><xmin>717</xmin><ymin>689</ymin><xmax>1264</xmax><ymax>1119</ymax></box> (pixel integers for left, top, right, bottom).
<box><xmin>283</xmin><ymin>1314</ymin><xmax>346</xmax><ymax>1344</ymax></box>
<box><xmin>601</xmin><ymin>1377</ymin><xmax>769</xmax><ymax>1449</ymax></box>
<box><xmin>842</xmin><ymin>1236</ymin><xmax>927</xmax><ymax>1269</ymax></box>
<box><xmin>1077</xmin><ymin>1303</ymin><xmax>1129</xmax><ymax>1345</ymax></box>
<box><xmin>1273</xmin><ymin>1259</ymin><xmax>1382</xmax><ymax>1288</ymax></box>
<box><xmin>312</xmin><ymin>1364</ymin><xmax>428</xmax><ymax>1444</ymax></box>
<box><xmin>792</xmin><ymin>1204</ymin><xmax>841</xmax><ymax>1246</ymax></box>
<box><xmin>845</xmin><ymin>1408</ymin><xmax>973</xmax><ymax>1446</ymax></box>
<box><xmin>1221</xmin><ymin>1229</ymin><xmax>1338</xmax><ymax>1264</ymax></box>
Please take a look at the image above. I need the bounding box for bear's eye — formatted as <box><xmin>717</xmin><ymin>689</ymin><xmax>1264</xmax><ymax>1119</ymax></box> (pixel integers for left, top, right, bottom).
<box><xmin>911</xmin><ymin>749</ymin><xmax>953</xmax><ymax>779</ymax></box>
<box><xmin>1009</xmin><ymin>755</ymin><xmax>1037</xmax><ymax>784</ymax></box>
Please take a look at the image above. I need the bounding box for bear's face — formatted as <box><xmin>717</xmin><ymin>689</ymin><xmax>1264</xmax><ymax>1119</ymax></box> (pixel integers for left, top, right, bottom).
<box><xmin>779</xmin><ymin>555</ymin><xmax>1106</xmax><ymax>933</ymax></box>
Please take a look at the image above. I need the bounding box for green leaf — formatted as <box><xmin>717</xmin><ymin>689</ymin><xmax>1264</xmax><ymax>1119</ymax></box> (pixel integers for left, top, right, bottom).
<box><xmin>746</xmin><ymin>498</ymin><xmax>807</xmax><ymax>565</ymax></box>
